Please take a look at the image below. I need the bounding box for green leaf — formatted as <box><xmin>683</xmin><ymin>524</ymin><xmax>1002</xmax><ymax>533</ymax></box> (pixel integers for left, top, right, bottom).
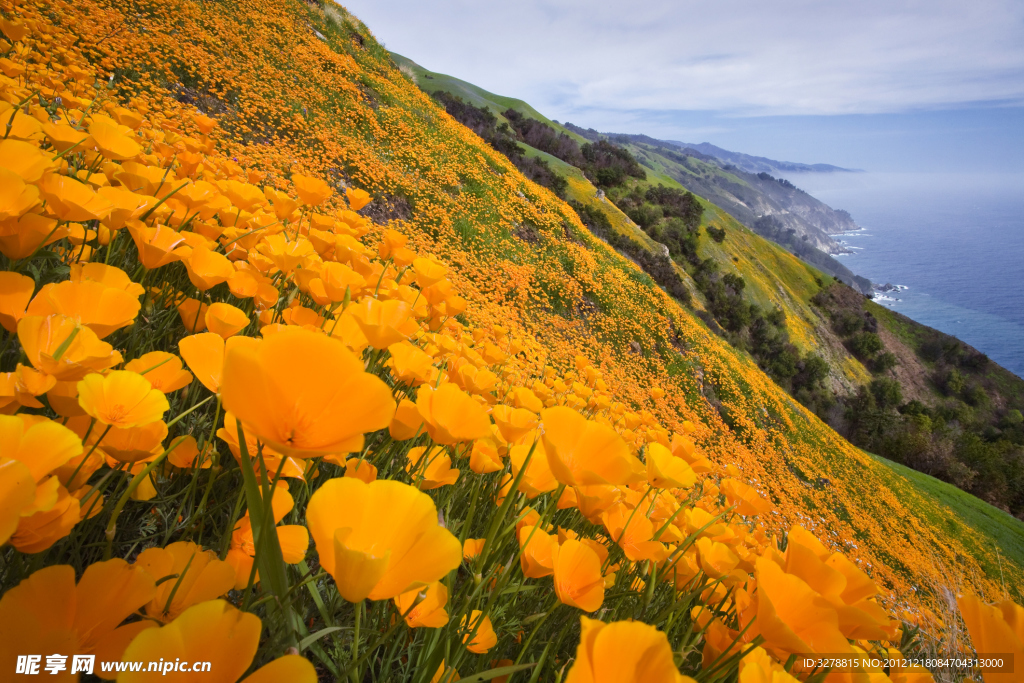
<box><xmin>298</xmin><ymin>626</ymin><xmax>345</xmax><ymax>651</ymax></box>
<box><xmin>458</xmin><ymin>663</ymin><xmax>536</xmax><ymax>683</ymax></box>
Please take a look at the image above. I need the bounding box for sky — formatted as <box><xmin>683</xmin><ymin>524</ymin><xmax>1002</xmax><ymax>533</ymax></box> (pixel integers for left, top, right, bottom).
<box><xmin>338</xmin><ymin>0</ymin><xmax>1024</xmax><ymax>172</ymax></box>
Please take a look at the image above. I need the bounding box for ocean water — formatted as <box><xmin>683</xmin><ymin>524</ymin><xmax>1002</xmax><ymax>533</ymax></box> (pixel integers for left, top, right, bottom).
<box><xmin>778</xmin><ymin>172</ymin><xmax>1024</xmax><ymax>379</ymax></box>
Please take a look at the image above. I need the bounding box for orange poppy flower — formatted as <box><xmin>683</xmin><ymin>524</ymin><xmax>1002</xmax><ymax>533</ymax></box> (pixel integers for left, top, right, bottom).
<box><xmin>96</xmin><ymin>185</ymin><xmax>157</xmax><ymax>230</ymax></box>
<box><xmin>218</xmin><ymin>179</ymin><xmax>267</xmax><ymax>212</ymax></box>
<box><xmin>461</xmin><ymin>610</ymin><xmax>497</xmax><ymax>654</ymax></box>
<box><xmin>26</xmin><ymin>280</ymin><xmax>141</xmax><ymax>339</ymax></box>
<box><xmin>133</xmin><ymin>542</ymin><xmax>236</xmax><ymax>623</ymax></box>
<box><xmin>564</xmin><ymin>617</ymin><xmax>690</xmax><ymax>683</ymax></box>
<box><xmin>389</xmin><ymin>398</ymin><xmax>425</xmax><ymax>441</ymax></box>
<box><xmin>0</xmin><ymin>457</ymin><xmax>34</xmax><ymax>545</ymax></box>
<box><xmin>416</xmin><ymin>383</ymin><xmax>492</xmax><ymax>445</ymax></box>
<box><xmin>69</xmin><ymin>262</ymin><xmax>146</xmax><ymax>298</ymax></box>
<box><xmin>0</xmin><ymin>271</ymin><xmax>34</xmax><ymax>333</ymax></box>
<box><xmin>721</xmin><ymin>478</ymin><xmax>771</xmax><ymax>516</ymax></box>
<box><xmin>206</xmin><ymin>302</ymin><xmax>250</xmax><ymax>338</ymax></box>
<box><xmin>412</xmin><ymin>257</ymin><xmax>448</xmax><ymax>288</ymax></box>
<box><xmin>292</xmin><ymin>173</ymin><xmax>333</xmax><ymax>206</ymax></box>
<box><xmin>320</xmin><ymin>261</ymin><xmax>366</xmax><ymax>300</ymax></box>
<box><xmin>226</xmin><ymin>482</ymin><xmax>309</xmax><ymax>589</ymax></box>
<box><xmin>97</xmin><ymin>420</ymin><xmax>169</xmax><ymax>463</ymax></box>
<box><xmin>343</xmin><ymin>457</ymin><xmax>377</xmax><ymax>483</ymax></box>
<box><xmin>0</xmin><ymin>212</ymin><xmax>68</xmax><ymax>260</ymax></box>
<box><xmin>77</xmin><ymin>370</ymin><xmax>169</xmax><ymax>428</ymax></box>
<box><xmin>5</xmin><ymin>365</ymin><xmax>56</xmax><ymax>411</ymax></box>
<box><xmin>9</xmin><ymin>483</ymin><xmax>81</xmax><ymax>553</ymax></box>
<box><xmin>256</xmin><ymin>233</ymin><xmax>316</xmax><ymax>274</ymax></box>
<box><xmin>646</xmin><ymin>443</ymin><xmax>696</xmax><ymax>489</ymax></box>
<box><xmin>176</xmin><ymin>297</ymin><xmax>209</xmax><ymax>333</ymax></box>
<box><xmin>124</xmin><ymin>351</ymin><xmax>194</xmax><ymax>393</ymax></box>
<box><xmin>600</xmin><ymin>503</ymin><xmax>665</xmax><ymax>562</ymax></box>
<box><xmin>89</xmin><ymin>115</ymin><xmax>142</xmax><ymax>160</ymax></box>
<box><xmin>491</xmin><ymin>405</ymin><xmax>538</xmax><ymax>444</ymax></box>
<box><xmin>394</xmin><ymin>581</ymin><xmax>450</xmax><ymax>628</ymax></box>
<box><xmin>221</xmin><ymin>327</ymin><xmax>395</xmax><ymax>456</ymax></box>
<box><xmin>119</xmin><ymin>600</ymin><xmax>316</xmax><ymax>683</ymax></box>
<box><xmin>695</xmin><ymin>537</ymin><xmax>740</xmax><ymax>580</ymax></box>
<box><xmin>217</xmin><ymin>411</ymin><xmax>306</xmax><ymax>480</ymax></box>
<box><xmin>345</xmin><ymin>187</ymin><xmax>371</xmax><ymax>210</ymax></box>
<box><xmin>38</xmin><ymin>172</ymin><xmax>114</xmax><ymax>222</ymax></box>
<box><xmin>18</xmin><ymin>314</ymin><xmax>121</xmax><ymax>381</ymax></box>
<box><xmin>387</xmin><ymin>341</ymin><xmax>436</xmax><ymax>385</ymax></box>
<box><xmin>957</xmin><ymin>593</ymin><xmax>1024</xmax><ymax>683</ymax></box>
<box><xmin>265</xmin><ymin>187</ymin><xmax>300</xmax><ymax>220</ymax></box>
<box><xmin>178</xmin><ymin>333</ymin><xmax>260</xmax><ymax>394</ymax></box>
<box><xmin>463</xmin><ymin>538</ymin><xmax>486</xmax><ymax>560</ymax></box>
<box><xmin>0</xmin><ymin>168</ymin><xmax>41</xmax><ymax>221</ymax></box>
<box><xmin>518</xmin><ymin>524</ymin><xmax>559</xmax><ymax>578</ymax></box>
<box><xmin>348</xmin><ymin>297</ymin><xmax>413</xmax><ymax>350</ymax></box>
<box><xmin>406</xmin><ymin>445</ymin><xmax>460</xmax><ymax>489</ymax></box>
<box><xmin>0</xmin><ymin>139</ymin><xmax>58</xmax><ymax>183</ymax></box>
<box><xmin>127</xmin><ymin>221</ymin><xmax>190</xmax><ymax>270</ymax></box>
<box><xmin>553</xmin><ymin>539</ymin><xmax>604</xmax><ymax>612</ymax></box>
<box><xmin>0</xmin><ymin>560</ymin><xmax>156</xmax><ymax>676</ymax></box>
<box><xmin>753</xmin><ymin>557</ymin><xmax>851</xmax><ymax>655</ymax></box>
<box><xmin>469</xmin><ymin>438</ymin><xmax>504</xmax><ymax>474</ymax></box>
<box><xmin>541</xmin><ymin>407</ymin><xmax>643</xmax><ymax>487</ymax></box>
<box><xmin>305</xmin><ymin>478</ymin><xmax>461</xmax><ymax>602</ymax></box>
<box><xmin>183</xmin><ymin>245</ymin><xmax>235</xmax><ymax>291</ymax></box>
<box><xmin>509</xmin><ymin>440</ymin><xmax>558</xmax><ymax>498</ymax></box>
<box><xmin>572</xmin><ymin>485</ymin><xmax>620</xmax><ymax>522</ymax></box>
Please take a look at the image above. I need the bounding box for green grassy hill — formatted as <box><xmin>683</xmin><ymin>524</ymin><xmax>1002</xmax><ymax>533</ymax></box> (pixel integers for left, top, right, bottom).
<box><xmin>385</xmin><ymin>48</ymin><xmax>1024</xmax><ymax>588</ymax></box>
<box><xmin>391</xmin><ymin>52</ymin><xmax>588</xmax><ymax>144</ymax></box>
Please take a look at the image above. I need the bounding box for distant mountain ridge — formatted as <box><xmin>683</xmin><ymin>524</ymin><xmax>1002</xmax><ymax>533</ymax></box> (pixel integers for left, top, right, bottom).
<box><xmin>666</xmin><ymin>141</ymin><xmax>861</xmax><ymax>175</ymax></box>
<box><xmin>562</xmin><ymin>125</ymin><xmax>869</xmax><ymax>291</ymax></box>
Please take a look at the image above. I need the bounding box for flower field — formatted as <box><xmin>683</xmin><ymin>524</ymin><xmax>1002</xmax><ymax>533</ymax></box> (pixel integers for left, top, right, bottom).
<box><xmin>0</xmin><ymin>0</ymin><xmax>1022</xmax><ymax>681</ymax></box>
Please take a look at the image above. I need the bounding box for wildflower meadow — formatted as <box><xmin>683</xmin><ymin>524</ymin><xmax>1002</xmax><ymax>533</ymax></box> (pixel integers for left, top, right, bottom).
<box><xmin>0</xmin><ymin>0</ymin><xmax>1021</xmax><ymax>681</ymax></box>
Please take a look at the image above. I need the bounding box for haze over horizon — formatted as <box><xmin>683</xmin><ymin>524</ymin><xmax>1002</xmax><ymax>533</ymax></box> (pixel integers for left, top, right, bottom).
<box><xmin>340</xmin><ymin>0</ymin><xmax>1024</xmax><ymax>173</ymax></box>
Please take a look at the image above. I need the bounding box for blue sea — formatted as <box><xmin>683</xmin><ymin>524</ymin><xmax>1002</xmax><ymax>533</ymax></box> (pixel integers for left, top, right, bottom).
<box><xmin>779</xmin><ymin>172</ymin><xmax>1024</xmax><ymax>379</ymax></box>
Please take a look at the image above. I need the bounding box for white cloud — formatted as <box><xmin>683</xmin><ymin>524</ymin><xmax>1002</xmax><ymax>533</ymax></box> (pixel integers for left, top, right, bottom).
<box><xmin>339</xmin><ymin>0</ymin><xmax>1024</xmax><ymax>117</ymax></box>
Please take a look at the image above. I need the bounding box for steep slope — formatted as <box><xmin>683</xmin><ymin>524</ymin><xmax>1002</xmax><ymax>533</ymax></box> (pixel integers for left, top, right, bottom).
<box><xmin>9</xmin><ymin>0</ymin><xmax>1021</xmax><ymax>645</ymax></box>
<box><xmin>386</xmin><ymin>51</ymin><xmax>1024</xmax><ymax>527</ymax></box>
<box><xmin>390</xmin><ymin>51</ymin><xmax>588</xmax><ymax>145</ymax></box>
<box><xmin>122</xmin><ymin>0</ymin><xmax>1021</xmax><ymax>597</ymax></box>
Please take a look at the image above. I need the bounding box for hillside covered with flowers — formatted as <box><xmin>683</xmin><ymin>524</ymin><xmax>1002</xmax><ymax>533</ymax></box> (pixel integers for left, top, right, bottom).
<box><xmin>0</xmin><ymin>0</ymin><xmax>1021</xmax><ymax>681</ymax></box>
